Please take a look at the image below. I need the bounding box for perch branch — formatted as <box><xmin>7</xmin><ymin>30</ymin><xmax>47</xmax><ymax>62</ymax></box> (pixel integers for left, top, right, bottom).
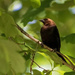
<box><xmin>56</xmin><ymin>51</ymin><xmax>74</xmax><ymax>67</ymax></box>
<box><xmin>16</xmin><ymin>24</ymin><xmax>75</xmax><ymax>71</ymax></box>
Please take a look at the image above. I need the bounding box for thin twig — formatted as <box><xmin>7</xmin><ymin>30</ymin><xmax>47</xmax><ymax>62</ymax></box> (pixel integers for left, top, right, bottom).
<box><xmin>30</xmin><ymin>52</ymin><xmax>36</xmax><ymax>73</ymax></box>
<box><xmin>30</xmin><ymin>58</ymin><xmax>47</xmax><ymax>71</ymax></box>
<box><xmin>16</xmin><ymin>24</ymin><xmax>75</xmax><ymax>71</ymax></box>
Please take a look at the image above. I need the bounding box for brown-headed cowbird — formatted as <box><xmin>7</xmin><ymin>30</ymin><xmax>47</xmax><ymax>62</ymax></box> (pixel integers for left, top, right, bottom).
<box><xmin>40</xmin><ymin>18</ymin><xmax>66</xmax><ymax>62</ymax></box>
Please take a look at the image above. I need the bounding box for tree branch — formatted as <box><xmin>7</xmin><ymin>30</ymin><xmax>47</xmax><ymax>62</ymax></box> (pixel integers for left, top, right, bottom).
<box><xmin>30</xmin><ymin>52</ymin><xmax>36</xmax><ymax>73</ymax></box>
<box><xmin>30</xmin><ymin>58</ymin><xmax>47</xmax><ymax>71</ymax></box>
<box><xmin>16</xmin><ymin>24</ymin><xmax>75</xmax><ymax>71</ymax></box>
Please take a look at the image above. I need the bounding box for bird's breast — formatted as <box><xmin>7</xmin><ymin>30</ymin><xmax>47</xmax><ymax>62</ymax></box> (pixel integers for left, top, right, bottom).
<box><xmin>41</xmin><ymin>26</ymin><xmax>55</xmax><ymax>42</ymax></box>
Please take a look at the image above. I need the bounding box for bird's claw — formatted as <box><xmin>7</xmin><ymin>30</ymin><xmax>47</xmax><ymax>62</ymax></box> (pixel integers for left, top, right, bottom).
<box><xmin>54</xmin><ymin>48</ymin><xmax>57</xmax><ymax>52</ymax></box>
<box><xmin>40</xmin><ymin>42</ymin><xmax>44</xmax><ymax>47</ymax></box>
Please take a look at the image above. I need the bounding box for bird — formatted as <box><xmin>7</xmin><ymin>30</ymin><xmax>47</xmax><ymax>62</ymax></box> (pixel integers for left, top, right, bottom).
<box><xmin>40</xmin><ymin>18</ymin><xmax>66</xmax><ymax>62</ymax></box>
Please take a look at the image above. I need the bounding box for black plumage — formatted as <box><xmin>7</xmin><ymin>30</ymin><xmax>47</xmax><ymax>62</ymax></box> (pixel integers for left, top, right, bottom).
<box><xmin>40</xmin><ymin>18</ymin><xmax>65</xmax><ymax>62</ymax></box>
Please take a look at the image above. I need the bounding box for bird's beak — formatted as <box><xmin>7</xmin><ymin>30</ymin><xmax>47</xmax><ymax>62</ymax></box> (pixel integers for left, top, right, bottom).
<box><xmin>39</xmin><ymin>19</ymin><xmax>45</xmax><ymax>24</ymax></box>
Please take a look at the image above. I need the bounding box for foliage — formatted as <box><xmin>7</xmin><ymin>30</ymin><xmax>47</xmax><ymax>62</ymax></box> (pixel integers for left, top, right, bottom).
<box><xmin>0</xmin><ymin>0</ymin><xmax>75</xmax><ymax>75</ymax></box>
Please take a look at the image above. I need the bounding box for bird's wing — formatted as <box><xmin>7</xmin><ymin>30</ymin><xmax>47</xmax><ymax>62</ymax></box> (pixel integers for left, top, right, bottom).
<box><xmin>54</xmin><ymin>26</ymin><xmax>61</xmax><ymax>51</ymax></box>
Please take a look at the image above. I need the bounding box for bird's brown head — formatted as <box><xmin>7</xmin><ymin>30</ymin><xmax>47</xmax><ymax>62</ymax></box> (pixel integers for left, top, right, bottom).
<box><xmin>39</xmin><ymin>18</ymin><xmax>56</xmax><ymax>26</ymax></box>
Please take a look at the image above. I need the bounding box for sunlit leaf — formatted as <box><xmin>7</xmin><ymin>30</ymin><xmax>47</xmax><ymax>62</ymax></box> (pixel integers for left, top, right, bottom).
<box><xmin>38</xmin><ymin>52</ymin><xmax>52</xmax><ymax>64</ymax></box>
<box><xmin>43</xmin><ymin>70</ymin><xmax>51</xmax><ymax>75</ymax></box>
<box><xmin>33</xmin><ymin>69</ymin><xmax>42</xmax><ymax>75</ymax></box>
<box><xmin>30</xmin><ymin>0</ymin><xmax>41</xmax><ymax>8</ymax></box>
<box><xmin>68</xmin><ymin>56</ymin><xmax>75</xmax><ymax>64</ymax></box>
<box><xmin>60</xmin><ymin>65</ymin><xmax>72</xmax><ymax>72</ymax></box>
<box><xmin>51</xmin><ymin>70</ymin><xmax>62</xmax><ymax>75</ymax></box>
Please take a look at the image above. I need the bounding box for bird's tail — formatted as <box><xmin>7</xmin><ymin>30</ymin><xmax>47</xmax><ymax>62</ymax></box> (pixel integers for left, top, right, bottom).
<box><xmin>57</xmin><ymin>53</ymin><xmax>66</xmax><ymax>62</ymax></box>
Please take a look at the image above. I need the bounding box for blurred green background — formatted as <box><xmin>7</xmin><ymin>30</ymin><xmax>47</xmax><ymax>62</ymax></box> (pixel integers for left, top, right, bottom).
<box><xmin>0</xmin><ymin>0</ymin><xmax>75</xmax><ymax>75</ymax></box>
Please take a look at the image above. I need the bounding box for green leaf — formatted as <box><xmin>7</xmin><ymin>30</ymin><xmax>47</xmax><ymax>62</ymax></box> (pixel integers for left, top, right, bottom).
<box><xmin>68</xmin><ymin>56</ymin><xmax>75</xmax><ymax>64</ymax></box>
<box><xmin>52</xmin><ymin>70</ymin><xmax>63</xmax><ymax>75</ymax></box>
<box><xmin>61</xmin><ymin>33</ymin><xmax>75</xmax><ymax>44</ymax></box>
<box><xmin>25</xmin><ymin>73</ymin><xmax>31</xmax><ymax>75</ymax></box>
<box><xmin>50</xmin><ymin>0</ymin><xmax>74</xmax><ymax>11</ymax></box>
<box><xmin>60</xmin><ymin>65</ymin><xmax>72</xmax><ymax>72</ymax></box>
<box><xmin>14</xmin><ymin>35</ymin><xmax>25</xmax><ymax>43</ymax></box>
<box><xmin>22</xmin><ymin>0</ymin><xmax>52</xmax><ymax>25</ymax></box>
<box><xmin>25</xmin><ymin>21</ymin><xmax>41</xmax><ymax>39</ymax></box>
<box><xmin>64</xmin><ymin>71</ymin><xmax>75</xmax><ymax>75</ymax></box>
<box><xmin>43</xmin><ymin>70</ymin><xmax>51</xmax><ymax>75</ymax></box>
<box><xmin>33</xmin><ymin>69</ymin><xmax>42</xmax><ymax>75</ymax></box>
<box><xmin>10</xmin><ymin>50</ymin><xmax>25</xmax><ymax>73</ymax></box>
<box><xmin>61</xmin><ymin>40</ymin><xmax>75</xmax><ymax>58</ymax></box>
<box><xmin>61</xmin><ymin>34</ymin><xmax>75</xmax><ymax>58</ymax></box>
<box><xmin>0</xmin><ymin>8</ymin><xmax>5</xmax><ymax>16</ymax></box>
<box><xmin>30</xmin><ymin>0</ymin><xmax>41</xmax><ymax>8</ymax></box>
<box><xmin>0</xmin><ymin>13</ymin><xmax>19</xmax><ymax>37</ymax></box>
<box><xmin>0</xmin><ymin>45</ymin><xmax>9</xmax><ymax>74</ymax></box>
<box><xmin>38</xmin><ymin>52</ymin><xmax>52</xmax><ymax>64</ymax></box>
<box><xmin>0</xmin><ymin>39</ymin><xmax>25</xmax><ymax>74</ymax></box>
<box><xmin>45</xmin><ymin>50</ymin><xmax>62</xmax><ymax>64</ymax></box>
<box><xmin>32</xmin><ymin>52</ymin><xmax>52</xmax><ymax>69</ymax></box>
<box><xmin>74</xmin><ymin>0</ymin><xmax>75</xmax><ymax>3</ymax></box>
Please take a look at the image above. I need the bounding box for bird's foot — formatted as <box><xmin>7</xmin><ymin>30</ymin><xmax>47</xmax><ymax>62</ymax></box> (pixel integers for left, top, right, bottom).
<box><xmin>54</xmin><ymin>48</ymin><xmax>57</xmax><ymax>52</ymax></box>
<box><xmin>40</xmin><ymin>42</ymin><xmax>44</xmax><ymax>47</ymax></box>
